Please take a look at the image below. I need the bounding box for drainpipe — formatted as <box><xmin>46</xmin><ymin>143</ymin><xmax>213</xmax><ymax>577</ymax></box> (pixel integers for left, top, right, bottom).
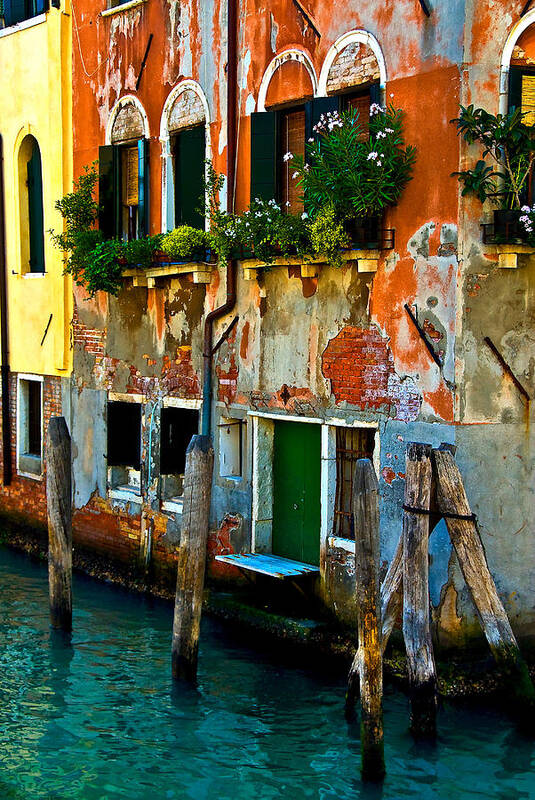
<box><xmin>201</xmin><ymin>0</ymin><xmax>238</xmax><ymax>437</ymax></box>
<box><xmin>0</xmin><ymin>136</ymin><xmax>12</xmax><ymax>486</ymax></box>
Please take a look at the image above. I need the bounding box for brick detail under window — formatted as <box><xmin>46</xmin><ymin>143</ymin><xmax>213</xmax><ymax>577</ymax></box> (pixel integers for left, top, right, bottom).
<box><xmin>72</xmin><ymin>307</ymin><xmax>107</xmax><ymax>359</ymax></box>
<box><xmin>326</xmin><ymin>42</ymin><xmax>380</xmax><ymax>94</ymax></box>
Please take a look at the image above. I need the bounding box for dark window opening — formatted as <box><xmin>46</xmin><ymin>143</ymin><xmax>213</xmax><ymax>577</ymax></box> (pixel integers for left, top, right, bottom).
<box><xmin>279</xmin><ymin>107</ymin><xmax>305</xmax><ymax>214</ymax></box>
<box><xmin>333</xmin><ymin>427</ymin><xmax>375</xmax><ymax>540</ymax></box>
<box><xmin>3</xmin><ymin>0</ymin><xmax>48</xmax><ymax>27</ymax></box>
<box><xmin>98</xmin><ymin>139</ymin><xmax>149</xmax><ymax>241</ymax></box>
<box><xmin>172</xmin><ymin>125</ymin><xmax>205</xmax><ymax>229</ymax></box>
<box><xmin>27</xmin><ymin>381</ymin><xmax>41</xmax><ymax>457</ymax></box>
<box><xmin>107</xmin><ymin>401</ymin><xmax>141</xmax><ymax>469</ymax></box>
<box><xmin>160</xmin><ymin>407</ymin><xmax>198</xmax><ymax>475</ymax></box>
<box><xmin>26</xmin><ymin>138</ymin><xmax>45</xmax><ymax>273</ymax></box>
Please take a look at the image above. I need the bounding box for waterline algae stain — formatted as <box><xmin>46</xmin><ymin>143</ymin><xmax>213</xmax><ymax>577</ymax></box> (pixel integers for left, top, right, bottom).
<box><xmin>0</xmin><ymin>546</ymin><xmax>533</xmax><ymax>799</ymax></box>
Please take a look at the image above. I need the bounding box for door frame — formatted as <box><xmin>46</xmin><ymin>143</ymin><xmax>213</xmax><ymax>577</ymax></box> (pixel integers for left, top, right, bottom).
<box><xmin>250</xmin><ymin>411</ymin><xmax>380</xmax><ymax>577</ymax></box>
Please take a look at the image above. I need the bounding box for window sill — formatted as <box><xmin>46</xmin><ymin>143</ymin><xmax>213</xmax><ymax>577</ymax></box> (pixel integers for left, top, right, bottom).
<box><xmin>21</xmin><ymin>272</ymin><xmax>46</xmax><ymax>279</ymax></box>
<box><xmin>101</xmin><ymin>0</ymin><xmax>146</xmax><ymax>17</ymax></box>
<box><xmin>17</xmin><ymin>469</ymin><xmax>43</xmax><ymax>482</ymax></box>
<box><xmin>108</xmin><ymin>487</ymin><xmax>142</xmax><ymax>503</ymax></box>
<box><xmin>0</xmin><ymin>13</ymin><xmax>46</xmax><ymax>38</ymax></box>
<box><xmin>162</xmin><ymin>497</ymin><xmax>183</xmax><ymax>514</ymax></box>
<box><xmin>123</xmin><ymin>262</ymin><xmax>213</xmax><ymax>287</ymax></box>
<box><xmin>328</xmin><ymin>536</ymin><xmax>355</xmax><ymax>553</ymax></box>
<box><xmin>482</xmin><ymin>244</ymin><xmax>535</xmax><ymax>269</ymax></box>
<box><xmin>239</xmin><ymin>250</ymin><xmax>381</xmax><ymax>281</ymax></box>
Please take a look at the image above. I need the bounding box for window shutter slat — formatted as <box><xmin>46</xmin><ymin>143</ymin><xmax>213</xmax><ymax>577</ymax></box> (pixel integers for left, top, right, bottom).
<box><xmin>27</xmin><ymin>144</ymin><xmax>45</xmax><ymax>273</ymax></box>
<box><xmin>369</xmin><ymin>82</ymin><xmax>381</xmax><ymax>106</ymax></box>
<box><xmin>138</xmin><ymin>138</ymin><xmax>149</xmax><ymax>238</ymax></box>
<box><xmin>4</xmin><ymin>0</ymin><xmax>26</xmax><ymax>26</ymax></box>
<box><xmin>175</xmin><ymin>125</ymin><xmax>205</xmax><ymax>229</ymax></box>
<box><xmin>509</xmin><ymin>67</ymin><xmax>523</xmax><ymax>113</ymax></box>
<box><xmin>98</xmin><ymin>145</ymin><xmax>118</xmax><ymax>239</ymax></box>
<box><xmin>250</xmin><ymin>111</ymin><xmax>278</xmax><ymax>203</ymax></box>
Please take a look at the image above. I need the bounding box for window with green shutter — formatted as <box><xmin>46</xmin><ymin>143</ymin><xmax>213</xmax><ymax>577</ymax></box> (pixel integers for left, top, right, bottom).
<box><xmin>509</xmin><ymin>66</ymin><xmax>535</xmax><ymax>203</ymax></box>
<box><xmin>173</xmin><ymin>125</ymin><xmax>205</xmax><ymax>229</ymax></box>
<box><xmin>98</xmin><ymin>138</ymin><xmax>149</xmax><ymax>240</ymax></box>
<box><xmin>27</xmin><ymin>140</ymin><xmax>45</xmax><ymax>274</ymax></box>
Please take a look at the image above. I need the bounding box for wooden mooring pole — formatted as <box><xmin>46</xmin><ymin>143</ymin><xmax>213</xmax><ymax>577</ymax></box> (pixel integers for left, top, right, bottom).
<box><xmin>432</xmin><ymin>448</ymin><xmax>535</xmax><ymax>727</ymax></box>
<box><xmin>403</xmin><ymin>442</ymin><xmax>437</xmax><ymax>738</ymax></box>
<box><xmin>171</xmin><ymin>434</ymin><xmax>214</xmax><ymax>683</ymax></box>
<box><xmin>46</xmin><ymin>416</ymin><xmax>72</xmax><ymax>632</ymax></box>
<box><xmin>351</xmin><ymin>459</ymin><xmax>385</xmax><ymax>781</ymax></box>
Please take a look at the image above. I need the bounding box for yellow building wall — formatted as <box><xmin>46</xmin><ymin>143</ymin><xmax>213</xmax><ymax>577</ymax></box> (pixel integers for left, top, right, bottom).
<box><xmin>0</xmin><ymin>4</ymin><xmax>72</xmax><ymax>377</ymax></box>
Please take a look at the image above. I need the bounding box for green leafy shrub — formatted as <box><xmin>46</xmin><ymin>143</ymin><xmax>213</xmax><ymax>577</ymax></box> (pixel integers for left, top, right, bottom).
<box><xmin>233</xmin><ymin>198</ymin><xmax>311</xmax><ymax>264</ymax></box>
<box><xmin>452</xmin><ymin>104</ymin><xmax>535</xmax><ymax>208</ymax></box>
<box><xmin>82</xmin><ymin>239</ymin><xmax>125</xmax><ymax>297</ymax></box>
<box><xmin>290</xmin><ymin>105</ymin><xmax>416</xmax><ymax>221</ymax></box>
<box><xmin>309</xmin><ymin>205</ymin><xmax>350</xmax><ymax>268</ymax></box>
<box><xmin>122</xmin><ymin>235</ymin><xmax>162</xmax><ymax>269</ymax></box>
<box><xmin>161</xmin><ymin>226</ymin><xmax>207</xmax><ymax>261</ymax></box>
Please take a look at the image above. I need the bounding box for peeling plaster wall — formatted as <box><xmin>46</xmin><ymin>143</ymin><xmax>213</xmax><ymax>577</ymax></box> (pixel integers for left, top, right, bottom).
<box><xmin>64</xmin><ymin>0</ymin><xmax>535</xmax><ymax>649</ymax></box>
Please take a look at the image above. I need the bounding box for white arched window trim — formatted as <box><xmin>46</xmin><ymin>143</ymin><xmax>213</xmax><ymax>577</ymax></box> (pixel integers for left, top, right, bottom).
<box><xmin>256</xmin><ymin>48</ymin><xmax>318</xmax><ymax>112</ymax></box>
<box><xmin>499</xmin><ymin>10</ymin><xmax>535</xmax><ymax>113</ymax></box>
<box><xmin>317</xmin><ymin>29</ymin><xmax>387</xmax><ymax>99</ymax></box>
<box><xmin>105</xmin><ymin>94</ymin><xmax>150</xmax><ymax>145</ymax></box>
<box><xmin>159</xmin><ymin>80</ymin><xmax>211</xmax><ymax>233</ymax></box>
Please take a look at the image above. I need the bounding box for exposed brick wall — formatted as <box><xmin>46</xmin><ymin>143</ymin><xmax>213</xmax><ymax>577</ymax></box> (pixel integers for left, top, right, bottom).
<box><xmin>73</xmin><ymin>494</ymin><xmax>141</xmax><ymax>564</ymax></box>
<box><xmin>111</xmin><ymin>102</ymin><xmax>145</xmax><ymax>143</ymax></box>
<box><xmin>326</xmin><ymin>42</ymin><xmax>380</xmax><ymax>94</ymax></box>
<box><xmin>322</xmin><ymin>326</ymin><xmax>421</xmax><ymax>422</ymax></box>
<box><xmin>168</xmin><ymin>89</ymin><xmax>205</xmax><ymax>132</ymax></box>
<box><xmin>72</xmin><ymin>306</ymin><xmax>106</xmax><ymax>359</ymax></box>
<box><xmin>0</xmin><ymin>373</ymin><xmax>62</xmax><ymax>526</ymax></box>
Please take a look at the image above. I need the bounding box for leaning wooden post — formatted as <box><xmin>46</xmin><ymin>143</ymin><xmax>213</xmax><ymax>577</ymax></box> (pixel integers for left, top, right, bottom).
<box><xmin>403</xmin><ymin>442</ymin><xmax>437</xmax><ymax>738</ymax></box>
<box><xmin>46</xmin><ymin>416</ymin><xmax>72</xmax><ymax>632</ymax></box>
<box><xmin>351</xmin><ymin>459</ymin><xmax>385</xmax><ymax>781</ymax></box>
<box><xmin>432</xmin><ymin>448</ymin><xmax>535</xmax><ymax>727</ymax></box>
<box><xmin>171</xmin><ymin>434</ymin><xmax>214</xmax><ymax>683</ymax></box>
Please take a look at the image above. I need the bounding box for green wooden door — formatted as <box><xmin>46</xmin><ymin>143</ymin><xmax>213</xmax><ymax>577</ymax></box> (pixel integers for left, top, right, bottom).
<box><xmin>272</xmin><ymin>421</ymin><xmax>321</xmax><ymax>565</ymax></box>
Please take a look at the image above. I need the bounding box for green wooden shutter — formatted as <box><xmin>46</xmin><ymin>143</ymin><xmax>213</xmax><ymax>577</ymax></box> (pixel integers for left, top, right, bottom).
<box><xmin>174</xmin><ymin>126</ymin><xmax>205</xmax><ymax>229</ymax></box>
<box><xmin>250</xmin><ymin>111</ymin><xmax>278</xmax><ymax>203</ymax></box>
<box><xmin>369</xmin><ymin>82</ymin><xmax>381</xmax><ymax>106</ymax></box>
<box><xmin>27</xmin><ymin>143</ymin><xmax>45</xmax><ymax>273</ymax></box>
<box><xmin>4</xmin><ymin>0</ymin><xmax>26</xmax><ymax>25</ymax></box>
<box><xmin>98</xmin><ymin>145</ymin><xmax>119</xmax><ymax>239</ymax></box>
<box><xmin>137</xmin><ymin>138</ymin><xmax>149</xmax><ymax>238</ymax></box>
<box><xmin>305</xmin><ymin>96</ymin><xmax>341</xmax><ymax>143</ymax></box>
<box><xmin>509</xmin><ymin>67</ymin><xmax>523</xmax><ymax>113</ymax></box>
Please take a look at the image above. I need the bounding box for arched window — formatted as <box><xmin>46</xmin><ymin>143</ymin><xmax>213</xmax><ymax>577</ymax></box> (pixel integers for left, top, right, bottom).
<box><xmin>160</xmin><ymin>81</ymin><xmax>211</xmax><ymax>232</ymax></box>
<box><xmin>18</xmin><ymin>135</ymin><xmax>45</xmax><ymax>274</ymax></box>
<box><xmin>100</xmin><ymin>96</ymin><xmax>150</xmax><ymax>241</ymax></box>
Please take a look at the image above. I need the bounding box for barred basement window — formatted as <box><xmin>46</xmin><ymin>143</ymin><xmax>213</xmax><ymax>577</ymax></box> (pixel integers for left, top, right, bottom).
<box><xmin>333</xmin><ymin>427</ymin><xmax>375</xmax><ymax>540</ymax></box>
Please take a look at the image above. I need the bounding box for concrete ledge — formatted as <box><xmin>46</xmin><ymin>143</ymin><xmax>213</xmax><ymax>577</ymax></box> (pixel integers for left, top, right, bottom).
<box><xmin>101</xmin><ymin>0</ymin><xmax>146</xmax><ymax>17</ymax></box>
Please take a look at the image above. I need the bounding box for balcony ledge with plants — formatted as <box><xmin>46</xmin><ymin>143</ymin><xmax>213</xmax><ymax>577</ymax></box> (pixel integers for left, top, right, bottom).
<box><xmin>453</xmin><ymin>104</ymin><xmax>535</xmax><ymax>269</ymax></box>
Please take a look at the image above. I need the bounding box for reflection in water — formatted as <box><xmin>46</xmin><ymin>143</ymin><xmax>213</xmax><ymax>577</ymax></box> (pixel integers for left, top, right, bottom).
<box><xmin>0</xmin><ymin>546</ymin><xmax>533</xmax><ymax>799</ymax></box>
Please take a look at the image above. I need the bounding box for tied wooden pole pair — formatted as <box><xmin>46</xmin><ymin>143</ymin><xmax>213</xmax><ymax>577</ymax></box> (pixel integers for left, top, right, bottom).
<box><xmin>351</xmin><ymin>459</ymin><xmax>385</xmax><ymax>781</ymax></box>
<box><xmin>171</xmin><ymin>434</ymin><xmax>214</xmax><ymax>683</ymax></box>
<box><xmin>46</xmin><ymin>416</ymin><xmax>72</xmax><ymax>632</ymax></box>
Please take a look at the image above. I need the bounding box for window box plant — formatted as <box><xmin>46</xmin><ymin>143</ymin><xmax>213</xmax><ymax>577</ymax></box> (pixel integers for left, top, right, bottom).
<box><xmin>452</xmin><ymin>104</ymin><xmax>535</xmax><ymax>245</ymax></box>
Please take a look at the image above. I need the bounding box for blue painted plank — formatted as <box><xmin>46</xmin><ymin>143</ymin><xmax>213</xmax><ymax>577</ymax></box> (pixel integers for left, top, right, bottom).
<box><xmin>214</xmin><ymin>552</ymin><xmax>319</xmax><ymax>579</ymax></box>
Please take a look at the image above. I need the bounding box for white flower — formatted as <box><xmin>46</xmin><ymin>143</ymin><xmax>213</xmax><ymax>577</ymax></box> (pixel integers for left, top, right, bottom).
<box><xmin>376</xmin><ymin>131</ymin><xmax>387</xmax><ymax>139</ymax></box>
<box><xmin>286</xmin><ymin>201</ymin><xmax>291</xmax><ymax>207</ymax></box>
<box><xmin>521</xmin><ymin>205</ymin><xmax>531</xmax><ymax>213</ymax></box>
<box><xmin>301</xmin><ymin>212</ymin><xmax>308</xmax><ymax>219</ymax></box>
<box><xmin>303</xmin><ymin>163</ymin><xmax>310</xmax><ymax>172</ymax></box>
<box><xmin>254</xmin><ymin>197</ymin><xmax>260</xmax><ymax>203</ymax></box>
<box><xmin>369</xmin><ymin>103</ymin><xmax>384</xmax><ymax>116</ymax></box>
<box><xmin>292</xmin><ymin>171</ymin><xmax>298</xmax><ymax>179</ymax></box>
<box><xmin>376</xmin><ymin>160</ymin><xmax>383</xmax><ymax>167</ymax></box>
<box><xmin>385</xmin><ymin>127</ymin><xmax>394</xmax><ymax>134</ymax></box>
<box><xmin>520</xmin><ymin>215</ymin><xmax>529</xmax><ymax>223</ymax></box>
<box><xmin>308</xmin><ymin>137</ymin><xmax>314</xmax><ymax>143</ymax></box>
<box><xmin>367</xmin><ymin>151</ymin><xmax>378</xmax><ymax>161</ymax></box>
<box><xmin>283</xmin><ymin>152</ymin><xmax>293</xmax><ymax>162</ymax></box>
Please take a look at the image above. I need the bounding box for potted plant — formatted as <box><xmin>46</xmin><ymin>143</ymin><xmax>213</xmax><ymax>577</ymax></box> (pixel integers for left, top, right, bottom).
<box><xmin>288</xmin><ymin>104</ymin><xmax>416</xmax><ymax>253</ymax></box>
<box><xmin>452</xmin><ymin>104</ymin><xmax>535</xmax><ymax>241</ymax></box>
<box><xmin>160</xmin><ymin>226</ymin><xmax>209</xmax><ymax>263</ymax></box>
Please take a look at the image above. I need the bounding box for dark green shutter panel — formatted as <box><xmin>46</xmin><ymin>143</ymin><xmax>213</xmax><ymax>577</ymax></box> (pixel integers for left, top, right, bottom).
<box><xmin>305</xmin><ymin>96</ymin><xmax>341</xmax><ymax>142</ymax></box>
<box><xmin>138</xmin><ymin>138</ymin><xmax>149</xmax><ymax>238</ymax></box>
<box><xmin>250</xmin><ymin>111</ymin><xmax>278</xmax><ymax>203</ymax></box>
<box><xmin>4</xmin><ymin>0</ymin><xmax>26</xmax><ymax>26</ymax></box>
<box><xmin>369</xmin><ymin>82</ymin><xmax>381</xmax><ymax>106</ymax></box>
<box><xmin>509</xmin><ymin>67</ymin><xmax>523</xmax><ymax>113</ymax></box>
<box><xmin>27</xmin><ymin>143</ymin><xmax>45</xmax><ymax>273</ymax></box>
<box><xmin>98</xmin><ymin>145</ymin><xmax>119</xmax><ymax>239</ymax></box>
<box><xmin>175</xmin><ymin>126</ymin><xmax>205</xmax><ymax>229</ymax></box>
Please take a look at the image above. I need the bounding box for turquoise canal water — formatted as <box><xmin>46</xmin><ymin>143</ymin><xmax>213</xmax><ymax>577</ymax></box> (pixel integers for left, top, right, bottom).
<box><xmin>0</xmin><ymin>547</ymin><xmax>534</xmax><ymax>800</ymax></box>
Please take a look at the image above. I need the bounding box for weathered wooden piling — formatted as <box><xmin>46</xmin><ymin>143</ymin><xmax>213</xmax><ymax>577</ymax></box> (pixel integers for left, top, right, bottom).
<box><xmin>432</xmin><ymin>448</ymin><xmax>535</xmax><ymax>727</ymax></box>
<box><xmin>349</xmin><ymin>459</ymin><xmax>385</xmax><ymax>781</ymax></box>
<box><xmin>403</xmin><ymin>442</ymin><xmax>437</xmax><ymax>738</ymax></box>
<box><xmin>46</xmin><ymin>416</ymin><xmax>72</xmax><ymax>632</ymax></box>
<box><xmin>171</xmin><ymin>434</ymin><xmax>214</xmax><ymax>683</ymax></box>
